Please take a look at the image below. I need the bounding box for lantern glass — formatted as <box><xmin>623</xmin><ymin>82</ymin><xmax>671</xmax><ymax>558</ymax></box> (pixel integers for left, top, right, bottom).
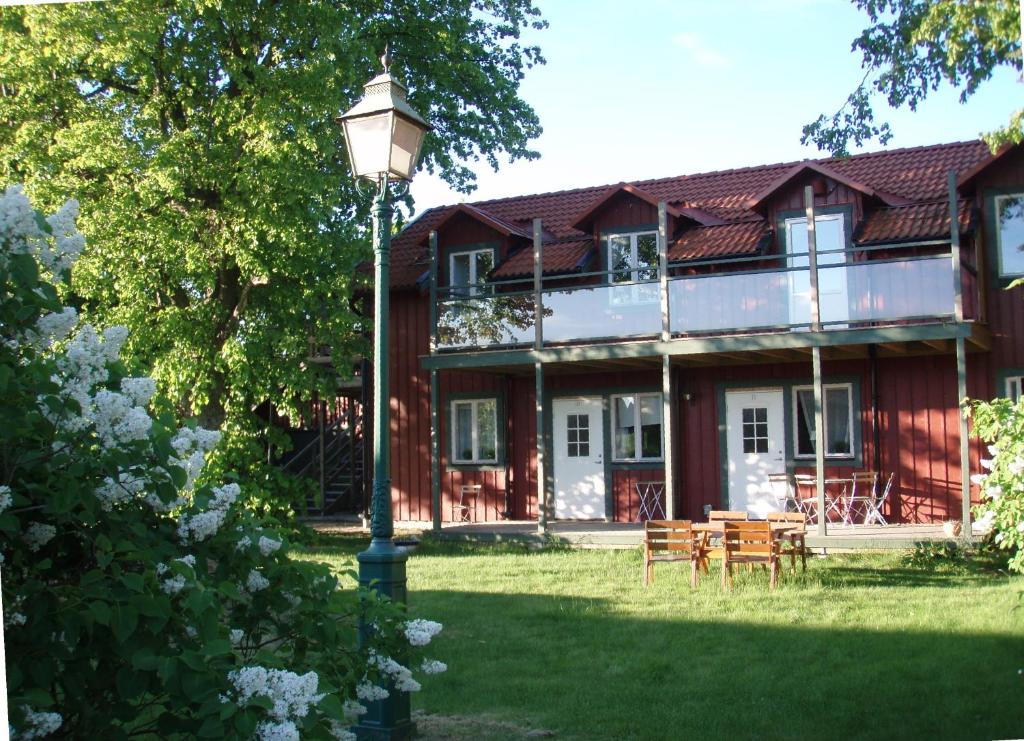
<box><xmin>389</xmin><ymin>114</ymin><xmax>427</xmax><ymax>181</ymax></box>
<box><xmin>342</xmin><ymin>112</ymin><xmax>394</xmax><ymax>180</ymax></box>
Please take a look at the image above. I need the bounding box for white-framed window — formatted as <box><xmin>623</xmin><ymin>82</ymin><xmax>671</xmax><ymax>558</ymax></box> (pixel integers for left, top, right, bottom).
<box><xmin>994</xmin><ymin>192</ymin><xmax>1024</xmax><ymax>277</ymax></box>
<box><xmin>607</xmin><ymin>231</ymin><xmax>659</xmax><ymax>305</ymax></box>
<box><xmin>1006</xmin><ymin>375</ymin><xmax>1023</xmax><ymax>403</ymax></box>
<box><xmin>792</xmin><ymin>383</ymin><xmax>854</xmax><ymax>458</ymax></box>
<box><xmin>451</xmin><ymin>398</ymin><xmax>498</xmax><ymax>464</ymax></box>
<box><xmin>449</xmin><ymin>248</ymin><xmax>494</xmax><ymax>297</ymax></box>
<box><xmin>611</xmin><ymin>392</ymin><xmax>662</xmax><ymax>461</ymax></box>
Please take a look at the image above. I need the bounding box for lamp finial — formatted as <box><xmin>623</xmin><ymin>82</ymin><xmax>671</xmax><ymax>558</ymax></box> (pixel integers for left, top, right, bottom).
<box><xmin>381</xmin><ymin>44</ymin><xmax>392</xmax><ymax>73</ymax></box>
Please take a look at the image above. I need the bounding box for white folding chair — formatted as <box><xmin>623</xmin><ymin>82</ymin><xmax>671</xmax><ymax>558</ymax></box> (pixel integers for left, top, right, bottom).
<box><xmin>863</xmin><ymin>473</ymin><xmax>894</xmax><ymax>525</ymax></box>
<box><xmin>636</xmin><ymin>481</ymin><xmax>666</xmax><ymax>522</ymax></box>
<box><xmin>767</xmin><ymin>472</ymin><xmax>800</xmax><ymax>513</ymax></box>
<box><xmin>793</xmin><ymin>474</ymin><xmax>818</xmax><ymax>525</ymax></box>
<box><xmin>455</xmin><ymin>484</ymin><xmax>481</xmax><ymax>522</ymax></box>
<box><xmin>843</xmin><ymin>471</ymin><xmax>879</xmax><ymax>524</ymax></box>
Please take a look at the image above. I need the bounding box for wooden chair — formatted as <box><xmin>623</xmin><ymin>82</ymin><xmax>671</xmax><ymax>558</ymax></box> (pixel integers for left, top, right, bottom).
<box><xmin>767</xmin><ymin>511</ymin><xmax>808</xmax><ymax>573</ymax></box>
<box><xmin>642</xmin><ymin>520</ymin><xmax>707</xmax><ymax>588</ymax></box>
<box><xmin>721</xmin><ymin>521</ymin><xmax>782</xmax><ymax>590</ymax></box>
<box><xmin>708</xmin><ymin>510</ymin><xmax>749</xmax><ymax>521</ymax></box>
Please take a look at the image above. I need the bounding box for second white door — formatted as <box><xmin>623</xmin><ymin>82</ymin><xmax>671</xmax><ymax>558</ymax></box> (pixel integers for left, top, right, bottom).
<box><xmin>726</xmin><ymin>389</ymin><xmax>786</xmax><ymax>518</ymax></box>
<box><xmin>553</xmin><ymin>397</ymin><xmax>606</xmax><ymax>520</ymax></box>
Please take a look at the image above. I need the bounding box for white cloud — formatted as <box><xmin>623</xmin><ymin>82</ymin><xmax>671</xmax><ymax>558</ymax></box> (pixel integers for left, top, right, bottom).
<box><xmin>671</xmin><ymin>32</ymin><xmax>729</xmax><ymax>69</ymax></box>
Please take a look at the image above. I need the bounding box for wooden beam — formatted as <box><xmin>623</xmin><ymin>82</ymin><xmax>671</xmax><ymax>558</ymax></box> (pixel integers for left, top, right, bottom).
<box><xmin>662</xmin><ymin>354</ymin><xmax>674</xmax><ymax>519</ymax></box>
<box><xmin>813</xmin><ymin>346</ymin><xmax>826</xmax><ymax>538</ymax></box>
<box><xmin>879</xmin><ymin>342</ymin><xmax>907</xmax><ymax>355</ymax></box>
<box><xmin>535</xmin><ymin>361</ymin><xmax>547</xmax><ymax>535</ymax></box>
<box><xmin>922</xmin><ymin>339</ymin><xmax>949</xmax><ymax>352</ymax></box>
<box><xmin>430</xmin><ymin>370</ymin><xmax>441</xmax><ymax>532</ymax></box>
<box><xmin>956</xmin><ymin>337</ymin><xmax>971</xmax><ymax>541</ymax></box>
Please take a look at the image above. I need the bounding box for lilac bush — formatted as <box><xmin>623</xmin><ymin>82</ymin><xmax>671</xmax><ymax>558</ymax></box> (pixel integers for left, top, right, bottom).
<box><xmin>0</xmin><ymin>186</ymin><xmax>444</xmax><ymax>739</ymax></box>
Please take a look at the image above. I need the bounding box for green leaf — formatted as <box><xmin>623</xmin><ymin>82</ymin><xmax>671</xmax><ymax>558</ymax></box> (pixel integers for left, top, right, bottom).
<box><xmin>199</xmin><ymin>639</ymin><xmax>233</xmax><ymax>657</ymax></box>
<box><xmin>122</xmin><ymin>572</ymin><xmax>145</xmax><ymax>592</ymax></box>
<box><xmin>89</xmin><ymin>601</ymin><xmax>112</xmax><ymax>626</ymax></box>
<box><xmin>111</xmin><ymin>605</ymin><xmax>138</xmax><ymax>642</ymax></box>
<box><xmin>197</xmin><ymin>715</ymin><xmax>224</xmax><ymax>738</ymax></box>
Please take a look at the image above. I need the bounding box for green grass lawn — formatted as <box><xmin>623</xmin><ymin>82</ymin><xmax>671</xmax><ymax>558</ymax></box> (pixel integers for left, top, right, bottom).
<box><xmin>299</xmin><ymin>537</ymin><xmax>1024</xmax><ymax>741</ymax></box>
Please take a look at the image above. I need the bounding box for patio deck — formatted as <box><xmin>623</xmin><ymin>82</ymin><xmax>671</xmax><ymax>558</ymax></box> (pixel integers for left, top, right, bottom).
<box><xmin>307</xmin><ymin>517</ymin><xmax>978</xmax><ymax>550</ymax></box>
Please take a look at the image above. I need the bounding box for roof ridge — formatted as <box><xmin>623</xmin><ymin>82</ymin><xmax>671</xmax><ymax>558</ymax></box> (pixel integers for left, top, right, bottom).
<box><xmin>427</xmin><ymin>140</ymin><xmax>984</xmax><ymax>212</ymax></box>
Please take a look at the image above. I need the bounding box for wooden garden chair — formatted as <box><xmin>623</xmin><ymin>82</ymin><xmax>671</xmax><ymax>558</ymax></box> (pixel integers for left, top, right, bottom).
<box><xmin>642</xmin><ymin>520</ymin><xmax>708</xmax><ymax>588</ymax></box>
<box><xmin>708</xmin><ymin>510</ymin><xmax>749</xmax><ymax>521</ymax></box>
<box><xmin>767</xmin><ymin>511</ymin><xmax>808</xmax><ymax>573</ymax></box>
<box><xmin>721</xmin><ymin>521</ymin><xmax>782</xmax><ymax>590</ymax></box>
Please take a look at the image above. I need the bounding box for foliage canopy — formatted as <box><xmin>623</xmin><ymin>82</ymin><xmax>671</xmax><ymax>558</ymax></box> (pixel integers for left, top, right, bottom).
<box><xmin>0</xmin><ymin>0</ymin><xmax>545</xmax><ymax>462</ymax></box>
<box><xmin>802</xmin><ymin>0</ymin><xmax>1022</xmax><ymax>156</ymax></box>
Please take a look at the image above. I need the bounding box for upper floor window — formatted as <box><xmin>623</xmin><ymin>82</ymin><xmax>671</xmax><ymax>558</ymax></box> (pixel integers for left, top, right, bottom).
<box><xmin>792</xmin><ymin>383</ymin><xmax>854</xmax><ymax>458</ymax></box>
<box><xmin>608</xmin><ymin>231</ymin><xmax>658</xmax><ymax>305</ymax></box>
<box><xmin>450</xmin><ymin>248</ymin><xmax>494</xmax><ymax>297</ymax></box>
<box><xmin>612</xmin><ymin>392</ymin><xmax>662</xmax><ymax>461</ymax></box>
<box><xmin>994</xmin><ymin>193</ymin><xmax>1024</xmax><ymax>277</ymax></box>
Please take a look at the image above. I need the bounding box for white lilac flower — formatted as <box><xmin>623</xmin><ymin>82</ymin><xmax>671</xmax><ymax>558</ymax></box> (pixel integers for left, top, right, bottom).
<box><xmin>0</xmin><ymin>485</ymin><xmax>12</xmax><ymax>512</ymax></box>
<box><xmin>185</xmin><ymin>626</ymin><xmax>198</xmax><ymax>639</ymax></box>
<box><xmin>246</xmin><ymin>570</ymin><xmax>270</xmax><ymax>592</ymax></box>
<box><xmin>342</xmin><ymin>699</ymin><xmax>367</xmax><ymax>720</ymax></box>
<box><xmin>34</xmin><ymin>307</ymin><xmax>78</xmax><ymax>348</ymax></box>
<box><xmin>17</xmin><ymin>705</ymin><xmax>63</xmax><ymax>739</ymax></box>
<box><xmin>356</xmin><ymin>682</ymin><xmax>389</xmax><ymax>702</ymax></box>
<box><xmin>94</xmin><ymin>472</ymin><xmax>147</xmax><ymax>510</ymax></box>
<box><xmin>258</xmin><ymin>536</ymin><xmax>282</xmax><ymax>556</ymax></box>
<box><xmin>236</xmin><ymin>535</ymin><xmax>252</xmax><ymax>552</ymax></box>
<box><xmin>985</xmin><ymin>485</ymin><xmax>1003</xmax><ymax>500</ymax></box>
<box><xmin>980</xmin><ymin>458</ymin><xmax>994</xmax><ymax>470</ymax></box>
<box><xmin>1010</xmin><ymin>457</ymin><xmax>1024</xmax><ymax>476</ymax></box>
<box><xmin>0</xmin><ymin>186</ymin><xmax>44</xmax><ymax>255</ymax></box>
<box><xmin>230</xmin><ymin>628</ymin><xmax>245</xmax><ymax>646</ymax></box>
<box><xmin>420</xmin><ymin>659</ymin><xmax>447</xmax><ymax>675</ymax></box>
<box><xmin>227</xmin><ymin>666</ymin><xmax>324</xmax><ymax>722</ymax></box>
<box><xmin>329</xmin><ymin>719</ymin><xmax>358</xmax><ymax>740</ymax></box>
<box><xmin>255</xmin><ymin>720</ymin><xmax>299</xmax><ymax>741</ymax></box>
<box><xmin>42</xmin><ymin>197</ymin><xmax>84</xmax><ymax>277</ymax></box>
<box><xmin>367</xmin><ymin>652</ymin><xmax>420</xmax><ymax>693</ymax></box>
<box><xmin>161</xmin><ymin>574</ymin><xmax>187</xmax><ymax>594</ymax></box>
<box><xmin>403</xmin><ymin>619</ymin><xmax>443</xmax><ymax>647</ymax></box>
<box><xmin>23</xmin><ymin>522</ymin><xmax>56</xmax><ymax>552</ymax></box>
<box><xmin>120</xmin><ymin>377</ymin><xmax>157</xmax><ymax>406</ymax></box>
<box><xmin>969</xmin><ymin>473</ymin><xmax>985</xmax><ymax>486</ymax></box>
<box><xmin>177</xmin><ymin>483</ymin><xmax>240</xmax><ymax>543</ymax></box>
<box><xmin>5</xmin><ymin>612</ymin><xmax>26</xmax><ymax>628</ymax></box>
<box><xmin>1017</xmin><ymin>522</ymin><xmax>1024</xmax><ymax>533</ymax></box>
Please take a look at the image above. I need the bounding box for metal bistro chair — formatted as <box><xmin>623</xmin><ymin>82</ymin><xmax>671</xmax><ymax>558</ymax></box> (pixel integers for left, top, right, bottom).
<box><xmin>793</xmin><ymin>474</ymin><xmax>819</xmax><ymax>525</ymax></box>
<box><xmin>843</xmin><ymin>471</ymin><xmax>880</xmax><ymax>524</ymax></box>
<box><xmin>863</xmin><ymin>473</ymin><xmax>895</xmax><ymax>525</ymax></box>
<box><xmin>454</xmin><ymin>484</ymin><xmax>481</xmax><ymax>523</ymax></box>
<box><xmin>636</xmin><ymin>481</ymin><xmax>666</xmax><ymax>522</ymax></box>
<box><xmin>767</xmin><ymin>472</ymin><xmax>800</xmax><ymax>513</ymax></box>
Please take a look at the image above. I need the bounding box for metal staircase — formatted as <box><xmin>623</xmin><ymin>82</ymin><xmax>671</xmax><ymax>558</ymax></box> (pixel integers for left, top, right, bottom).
<box><xmin>282</xmin><ymin>416</ymin><xmax>366</xmax><ymax>516</ymax></box>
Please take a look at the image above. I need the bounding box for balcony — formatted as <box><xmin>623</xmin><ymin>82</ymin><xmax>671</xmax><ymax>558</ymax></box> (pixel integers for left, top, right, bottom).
<box><xmin>433</xmin><ymin>243</ymin><xmax>978</xmax><ymax>354</ymax></box>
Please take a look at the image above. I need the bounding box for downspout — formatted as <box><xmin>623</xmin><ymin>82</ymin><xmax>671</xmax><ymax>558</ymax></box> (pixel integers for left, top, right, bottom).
<box><xmin>869</xmin><ymin>345</ymin><xmax>881</xmax><ymax>475</ymax></box>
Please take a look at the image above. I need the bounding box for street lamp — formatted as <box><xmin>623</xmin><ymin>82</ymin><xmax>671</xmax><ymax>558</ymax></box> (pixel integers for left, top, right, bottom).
<box><xmin>337</xmin><ymin>50</ymin><xmax>430</xmax><ymax>741</ymax></box>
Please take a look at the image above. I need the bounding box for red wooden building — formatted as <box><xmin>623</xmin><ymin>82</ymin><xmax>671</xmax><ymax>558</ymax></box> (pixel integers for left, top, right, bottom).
<box><xmin>378</xmin><ymin>140</ymin><xmax>1024</xmax><ymax>535</ymax></box>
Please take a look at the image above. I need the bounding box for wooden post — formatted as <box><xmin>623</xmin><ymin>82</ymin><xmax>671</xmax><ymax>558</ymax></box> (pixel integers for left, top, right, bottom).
<box><xmin>949</xmin><ymin>171</ymin><xmax>971</xmax><ymax>539</ymax></box>
<box><xmin>428</xmin><ymin>231</ymin><xmax>441</xmax><ymax>532</ymax></box>
<box><xmin>534</xmin><ymin>218</ymin><xmax>543</xmax><ymax>351</ymax></box>
<box><xmin>430</xmin><ymin>370</ymin><xmax>441</xmax><ymax>532</ymax></box>
<box><xmin>805</xmin><ymin>186</ymin><xmax>826</xmax><ymax>536</ymax></box>
<box><xmin>318</xmin><ymin>399</ymin><xmax>326</xmax><ymax>507</ymax></box>
<box><xmin>948</xmin><ymin>171</ymin><xmax>964</xmax><ymax>323</ymax></box>
<box><xmin>535</xmin><ymin>361</ymin><xmax>547</xmax><ymax>534</ymax></box>
<box><xmin>658</xmin><ymin>202</ymin><xmax>674</xmax><ymax>519</ymax></box>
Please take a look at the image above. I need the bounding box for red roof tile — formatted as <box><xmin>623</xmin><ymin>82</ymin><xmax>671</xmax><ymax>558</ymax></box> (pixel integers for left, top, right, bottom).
<box><xmin>389</xmin><ymin>140</ymin><xmax>994</xmax><ymax>288</ymax></box>
<box><xmin>668</xmin><ymin>221</ymin><xmax>769</xmax><ymax>262</ymax></box>
<box><xmin>491</xmin><ymin>240</ymin><xmax>593</xmax><ymax>280</ymax></box>
<box><xmin>854</xmin><ymin>200</ymin><xmax>972</xmax><ymax>245</ymax></box>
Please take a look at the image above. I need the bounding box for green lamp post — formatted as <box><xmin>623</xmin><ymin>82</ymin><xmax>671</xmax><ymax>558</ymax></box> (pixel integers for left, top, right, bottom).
<box><xmin>337</xmin><ymin>51</ymin><xmax>431</xmax><ymax>740</ymax></box>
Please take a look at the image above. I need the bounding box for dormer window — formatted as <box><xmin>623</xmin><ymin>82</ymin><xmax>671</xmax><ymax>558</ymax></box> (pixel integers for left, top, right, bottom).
<box><xmin>608</xmin><ymin>231</ymin><xmax>658</xmax><ymax>305</ymax></box>
<box><xmin>450</xmin><ymin>247</ymin><xmax>494</xmax><ymax>297</ymax></box>
<box><xmin>994</xmin><ymin>193</ymin><xmax>1024</xmax><ymax>278</ymax></box>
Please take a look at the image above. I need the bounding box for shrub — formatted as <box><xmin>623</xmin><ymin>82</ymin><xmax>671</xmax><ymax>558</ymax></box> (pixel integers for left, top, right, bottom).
<box><xmin>0</xmin><ymin>185</ymin><xmax>443</xmax><ymax>739</ymax></box>
<box><xmin>966</xmin><ymin>396</ymin><xmax>1024</xmax><ymax>573</ymax></box>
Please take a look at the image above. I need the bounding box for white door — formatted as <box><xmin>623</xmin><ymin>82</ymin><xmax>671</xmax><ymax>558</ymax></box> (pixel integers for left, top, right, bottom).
<box><xmin>553</xmin><ymin>397</ymin><xmax>606</xmax><ymax>520</ymax></box>
<box><xmin>726</xmin><ymin>389</ymin><xmax>786</xmax><ymax>518</ymax></box>
<box><xmin>786</xmin><ymin>214</ymin><xmax>849</xmax><ymax>327</ymax></box>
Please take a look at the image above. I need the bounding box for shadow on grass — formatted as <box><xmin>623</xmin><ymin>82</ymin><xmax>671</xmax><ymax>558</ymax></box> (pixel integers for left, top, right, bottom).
<box><xmin>413</xmin><ymin>587</ymin><xmax>1024</xmax><ymax>741</ymax></box>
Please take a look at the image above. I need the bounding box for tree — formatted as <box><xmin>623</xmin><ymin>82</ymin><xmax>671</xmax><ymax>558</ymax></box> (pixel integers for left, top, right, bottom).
<box><xmin>0</xmin><ymin>0</ymin><xmax>545</xmax><ymax>462</ymax></box>
<box><xmin>802</xmin><ymin>0</ymin><xmax>1022</xmax><ymax>156</ymax></box>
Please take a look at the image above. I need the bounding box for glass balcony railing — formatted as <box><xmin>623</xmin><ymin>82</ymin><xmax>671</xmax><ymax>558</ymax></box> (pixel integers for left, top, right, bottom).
<box><xmin>542</xmin><ymin>281</ymin><xmax>661</xmax><ymax>343</ymax></box>
<box><xmin>436</xmin><ymin>292</ymin><xmax>536</xmax><ymax>350</ymax></box>
<box><xmin>433</xmin><ymin>249</ymin><xmax>968</xmax><ymax>352</ymax></box>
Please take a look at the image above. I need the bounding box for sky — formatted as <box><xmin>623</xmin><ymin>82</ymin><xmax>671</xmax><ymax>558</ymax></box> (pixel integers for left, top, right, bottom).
<box><xmin>408</xmin><ymin>0</ymin><xmax>1022</xmax><ymax>213</ymax></box>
